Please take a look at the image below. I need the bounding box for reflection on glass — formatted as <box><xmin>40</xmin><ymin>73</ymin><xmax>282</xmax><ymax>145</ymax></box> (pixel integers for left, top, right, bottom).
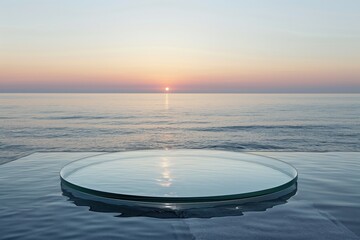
<box><xmin>60</xmin><ymin>150</ymin><xmax>298</xmax><ymax>207</ymax></box>
<box><xmin>157</xmin><ymin>157</ymin><xmax>172</xmax><ymax>187</ymax></box>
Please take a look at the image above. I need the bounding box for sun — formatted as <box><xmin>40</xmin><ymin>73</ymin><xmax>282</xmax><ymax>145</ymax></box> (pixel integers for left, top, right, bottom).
<box><xmin>165</xmin><ymin>87</ymin><xmax>170</xmax><ymax>92</ymax></box>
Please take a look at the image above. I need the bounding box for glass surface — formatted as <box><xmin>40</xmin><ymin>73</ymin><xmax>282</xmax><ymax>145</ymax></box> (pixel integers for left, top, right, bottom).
<box><xmin>60</xmin><ymin>150</ymin><xmax>297</xmax><ymax>201</ymax></box>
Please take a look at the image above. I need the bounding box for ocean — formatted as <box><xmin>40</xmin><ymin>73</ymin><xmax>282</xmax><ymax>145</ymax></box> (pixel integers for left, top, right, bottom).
<box><xmin>0</xmin><ymin>94</ymin><xmax>360</xmax><ymax>239</ymax></box>
<box><xmin>1</xmin><ymin>93</ymin><xmax>359</xmax><ymax>163</ymax></box>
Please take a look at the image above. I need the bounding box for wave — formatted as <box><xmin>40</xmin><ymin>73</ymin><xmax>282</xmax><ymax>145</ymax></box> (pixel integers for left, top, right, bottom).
<box><xmin>193</xmin><ymin>125</ymin><xmax>331</xmax><ymax>132</ymax></box>
<box><xmin>34</xmin><ymin>115</ymin><xmax>135</xmax><ymax>120</ymax></box>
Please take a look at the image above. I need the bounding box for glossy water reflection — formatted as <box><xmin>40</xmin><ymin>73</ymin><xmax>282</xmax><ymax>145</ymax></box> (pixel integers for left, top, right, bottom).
<box><xmin>61</xmin><ymin>185</ymin><xmax>297</xmax><ymax>218</ymax></box>
<box><xmin>1</xmin><ymin>152</ymin><xmax>359</xmax><ymax>239</ymax></box>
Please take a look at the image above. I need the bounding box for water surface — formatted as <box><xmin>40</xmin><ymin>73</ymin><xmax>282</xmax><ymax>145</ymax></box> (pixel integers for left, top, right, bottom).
<box><xmin>0</xmin><ymin>94</ymin><xmax>360</xmax><ymax>239</ymax></box>
<box><xmin>0</xmin><ymin>152</ymin><xmax>359</xmax><ymax>239</ymax></box>
<box><xmin>1</xmin><ymin>94</ymin><xmax>359</xmax><ymax>163</ymax></box>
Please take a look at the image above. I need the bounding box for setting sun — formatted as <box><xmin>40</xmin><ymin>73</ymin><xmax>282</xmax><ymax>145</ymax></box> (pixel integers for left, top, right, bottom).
<box><xmin>165</xmin><ymin>87</ymin><xmax>170</xmax><ymax>92</ymax></box>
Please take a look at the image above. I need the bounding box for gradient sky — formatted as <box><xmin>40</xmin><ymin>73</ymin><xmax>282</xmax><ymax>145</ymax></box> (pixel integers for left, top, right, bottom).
<box><xmin>1</xmin><ymin>0</ymin><xmax>360</xmax><ymax>93</ymax></box>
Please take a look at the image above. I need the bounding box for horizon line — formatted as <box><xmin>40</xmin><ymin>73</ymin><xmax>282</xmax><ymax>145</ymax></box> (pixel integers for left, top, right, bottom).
<box><xmin>0</xmin><ymin>91</ymin><xmax>359</xmax><ymax>94</ymax></box>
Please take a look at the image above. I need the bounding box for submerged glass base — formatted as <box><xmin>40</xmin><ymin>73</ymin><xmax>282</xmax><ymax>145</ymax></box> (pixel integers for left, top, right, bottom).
<box><xmin>60</xmin><ymin>150</ymin><xmax>298</xmax><ymax>209</ymax></box>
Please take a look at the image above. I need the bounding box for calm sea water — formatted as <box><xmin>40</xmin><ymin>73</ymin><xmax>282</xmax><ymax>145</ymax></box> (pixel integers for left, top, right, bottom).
<box><xmin>0</xmin><ymin>94</ymin><xmax>359</xmax><ymax>163</ymax></box>
<box><xmin>0</xmin><ymin>94</ymin><xmax>360</xmax><ymax>239</ymax></box>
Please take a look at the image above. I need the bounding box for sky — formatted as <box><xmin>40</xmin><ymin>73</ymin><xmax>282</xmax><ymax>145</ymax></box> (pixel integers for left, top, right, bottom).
<box><xmin>0</xmin><ymin>0</ymin><xmax>360</xmax><ymax>93</ymax></box>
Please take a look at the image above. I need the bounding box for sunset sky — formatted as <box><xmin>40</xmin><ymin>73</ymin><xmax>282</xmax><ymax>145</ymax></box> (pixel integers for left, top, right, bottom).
<box><xmin>1</xmin><ymin>0</ymin><xmax>359</xmax><ymax>93</ymax></box>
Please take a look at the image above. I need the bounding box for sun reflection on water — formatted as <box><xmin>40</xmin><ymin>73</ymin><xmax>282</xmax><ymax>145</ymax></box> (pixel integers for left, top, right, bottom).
<box><xmin>164</xmin><ymin>93</ymin><xmax>169</xmax><ymax>110</ymax></box>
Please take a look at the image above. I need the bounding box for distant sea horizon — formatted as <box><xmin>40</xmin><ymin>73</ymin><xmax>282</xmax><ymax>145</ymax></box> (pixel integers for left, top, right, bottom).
<box><xmin>1</xmin><ymin>92</ymin><xmax>359</xmax><ymax>94</ymax></box>
<box><xmin>1</xmin><ymin>93</ymin><xmax>359</xmax><ymax>164</ymax></box>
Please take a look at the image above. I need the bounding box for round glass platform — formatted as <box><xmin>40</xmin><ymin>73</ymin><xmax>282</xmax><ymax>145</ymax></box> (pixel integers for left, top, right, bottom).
<box><xmin>60</xmin><ymin>150</ymin><xmax>297</xmax><ymax>209</ymax></box>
